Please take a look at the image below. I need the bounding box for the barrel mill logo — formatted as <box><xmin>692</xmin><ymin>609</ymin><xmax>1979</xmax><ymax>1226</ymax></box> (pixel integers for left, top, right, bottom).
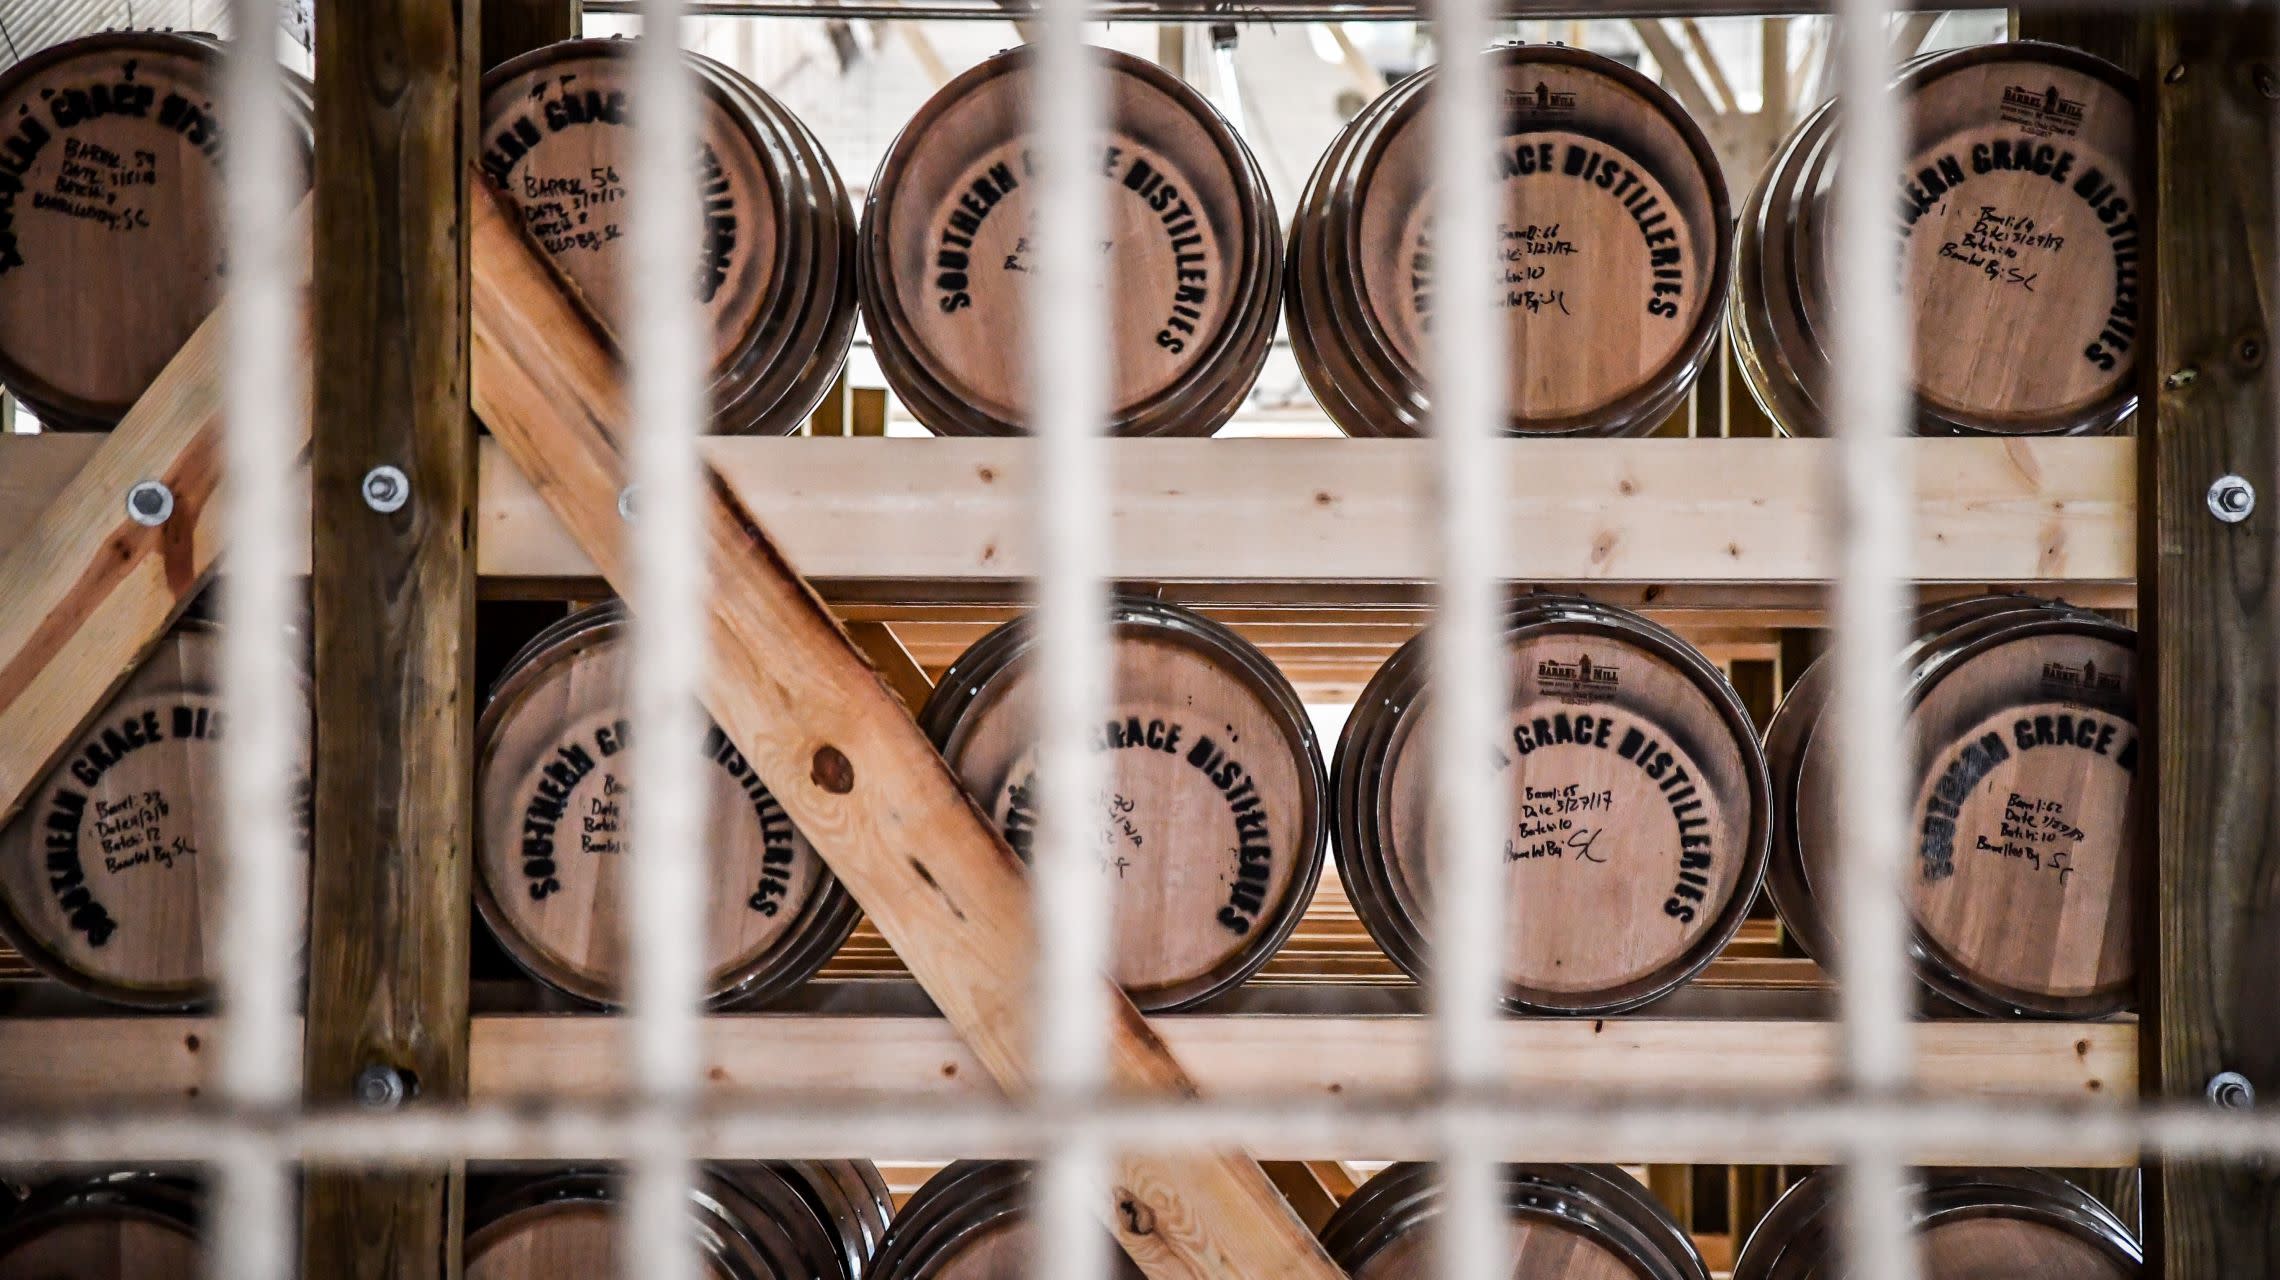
<box><xmin>1537</xmin><ymin>653</ymin><xmax>1620</xmax><ymax>700</ymax></box>
<box><xmin>1502</xmin><ymin>81</ymin><xmax>1579</xmax><ymax>124</ymax></box>
<box><xmin>1998</xmin><ymin>83</ymin><xmax>2086</xmax><ymax>137</ymax></box>
<box><xmin>2039</xmin><ymin>658</ymin><xmax>2122</xmax><ymax>700</ymax></box>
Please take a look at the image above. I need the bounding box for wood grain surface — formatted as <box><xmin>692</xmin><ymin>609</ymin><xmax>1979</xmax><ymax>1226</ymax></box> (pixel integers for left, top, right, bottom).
<box><xmin>470</xmin><ymin>178</ymin><xmax>1342</xmax><ymax>1279</ymax></box>
<box><xmin>0</xmin><ymin>1212</ymin><xmax>202</xmax><ymax>1279</ymax></box>
<box><xmin>2141</xmin><ymin>12</ymin><xmax>2280</xmax><ymax>1277</ymax></box>
<box><xmin>299</xmin><ymin>0</ymin><xmax>477</xmax><ymax>1277</ymax></box>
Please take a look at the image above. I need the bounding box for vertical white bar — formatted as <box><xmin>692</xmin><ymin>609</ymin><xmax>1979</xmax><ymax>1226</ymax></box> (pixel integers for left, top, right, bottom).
<box><xmin>213</xmin><ymin>5</ymin><xmax>305</xmax><ymax>1279</ymax></box>
<box><xmin>625</xmin><ymin>5</ymin><xmax>710</xmax><ymax>1280</ymax></box>
<box><xmin>1425</xmin><ymin>9</ymin><xmax>1509</xmax><ymax>1280</ymax></box>
<box><xmin>1828</xmin><ymin>2</ymin><xmax>1918</xmax><ymax>1279</ymax></box>
<box><xmin>1027</xmin><ymin>1</ymin><xmax>1112</xmax><ymax>1279</ymax></box>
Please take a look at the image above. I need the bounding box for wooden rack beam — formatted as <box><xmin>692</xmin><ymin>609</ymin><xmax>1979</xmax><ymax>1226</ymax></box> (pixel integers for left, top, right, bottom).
<box><xmin>2141</xmin><ymin>11</ymin><xmax>2280</xmax><ymax>1276</ymax></box>
<box><xmin>300</xmin><ymin>0</ymin><xmax>478</xmax><ymax>1276</ymax></box>
<box><xmin>0</xmin><ymin>434</ymin><xmax>2136</xmax><ymax>588</ymax></box>
<box><xmin>0</xmin><ymin>1014</ymin><xmax>2136</xmax><ymax>1164</ymax></box>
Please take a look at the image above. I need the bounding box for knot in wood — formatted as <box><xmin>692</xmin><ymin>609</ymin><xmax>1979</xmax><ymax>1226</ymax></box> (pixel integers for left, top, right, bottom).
<box><xmin>1115</xmin><ymin>1190</ymin><xmax>1157</xmax><ymax>1237</ymax></box>
<box><xmin>810</xmin><ymin>745</ymin><xmax>855</xmax><ymax>795</ymax></box>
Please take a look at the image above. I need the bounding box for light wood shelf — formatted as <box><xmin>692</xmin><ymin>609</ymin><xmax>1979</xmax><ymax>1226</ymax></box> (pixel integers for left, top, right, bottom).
<box><xmin>0</xmin><ymin>435</ymin><xmax>2133</xmax><ymax>596</ymax></box>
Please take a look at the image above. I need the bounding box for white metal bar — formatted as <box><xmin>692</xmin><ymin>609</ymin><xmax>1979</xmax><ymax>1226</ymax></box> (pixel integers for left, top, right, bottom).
<box><xmin>2</xmin><ymin>1096</ymin><xmax>2276</xmax><ymax>1166</ymax></box>
<box><xmin>1425</xmin><ymin>5</ymin><xmax>1510</xmax><ymax>1278</ymax></box>
<box><xmin>214</xmin><ymin>4</ymin><xmax>305</xmax><ymax>1278</ymax></box>
<box><xmin>1828</xmin><ymin>0</ymin><xmax>1918</xmax><ymax>1271</ymax></box>
<box><xmin>626</xmin><ymin>4</ymin><xmax>712</xmax><ymax>1278</ymax></box>
<box><xmin>1028</xmin><ymin>0</ymin><xmax>1113</xmax><ymax>1271</ymax></box>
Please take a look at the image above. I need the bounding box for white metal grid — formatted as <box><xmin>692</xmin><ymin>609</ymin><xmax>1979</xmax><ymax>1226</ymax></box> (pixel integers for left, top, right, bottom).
<box><xmin>0</xmin><ymin>0</ymin><xmax>2254</xmax><ymax>1277</ymax></box>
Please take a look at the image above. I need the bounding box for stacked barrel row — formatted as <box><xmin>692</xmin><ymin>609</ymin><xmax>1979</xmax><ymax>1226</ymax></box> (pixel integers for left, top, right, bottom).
<box><xmin>0</xmin><ymin>591</ymin><xmax>2139</xmax><ymax>1026</ymax></box>
<box><xmin>0</xmin><ymin>1162</ymin><xmax>2141</xmax><ymax>1278</ymax></box>
<box><xmin>0</xmin><ymin>33</ymin><xmax>2136</xmax><ymax>439</ymax></box>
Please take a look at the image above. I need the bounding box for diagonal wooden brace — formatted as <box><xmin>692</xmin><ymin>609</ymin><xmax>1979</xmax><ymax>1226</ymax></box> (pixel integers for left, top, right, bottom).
<box><xmin>469</xmin><ymin>178</ymin><xmax>1348</xmax><ymax>1279</ymax></box>
<box><xmin>0</xmin><ymin>253</ymin><xmax>313</xmax><ymax>835</ymax></box>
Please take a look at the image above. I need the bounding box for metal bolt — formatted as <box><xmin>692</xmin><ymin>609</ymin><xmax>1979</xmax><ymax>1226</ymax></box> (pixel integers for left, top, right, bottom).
<box><xmin>2166</xmin><ymin>62</ymin><xmax>2187</xmax><ymax>85</ymax></box>
<box><xmin>618</xmin><ymin>485</ymin><xmax>638</xmax><ymax>522</ymax></box>
<box><xmin>353</xmin><ymin>1064</ymin><xmax>411</xmax><ymax>1111</ymax></box>
<box><xmin>2243</xmin><ymin>336</ymin><xmax>2268</xmax><ymax>367</ymax></box>
<box><xmin>2167</xmin><ymin>367</ymin><xmax>2198</xmax><ymax>390</ymax></box>
<box><xmin>2257</xmin><ymin>64</ymin><xmax>2280</xmax><ymax>100</ymax></box>
<box><xmin>125</xmin><ymin>480</ymin><xmax>174</xmax><ymax>527</ymax></box>
<box><xmin>2209</xmin><ymin>475</ymin><xmax>2256</xmax><ymax>523</ymax></box>
<box><xmin>361</xmin><ymin>465</ymin><xmax>409</xmax><ymax>514</ymax></box>
<box><xmin>2208</xmin><ymin>1070</ymin><xmax>2257</xmax><ymax>1110</ymax></box>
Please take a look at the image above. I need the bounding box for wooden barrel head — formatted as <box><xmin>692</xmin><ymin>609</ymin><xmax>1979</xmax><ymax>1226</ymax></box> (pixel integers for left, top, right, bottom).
<box><xmin>1338</xmin><ymin>599</ymin><xmax>1769</xmax><ymax>1013</ymax></box>
<box><xmin>0</xmin><ymin>624</ymin><xmax>304</xmax><ymax>1007</ymax></box>
<box><xmin>861</xmin><ymin>46</ymin><xmax>1279</xmax><ymax>437</ymax></box>
<box><xmin>475</xmin><ymin>606</ymin><xmax>857</xmax><ymax>1007</ymax></box>
<box><xmin>1886</xmin><ymin>46</ymin><xmax>2140</xmax><ymax>434</ymax></box>
<box><xmin>467</xmin><ymin>1166</ymin><xmax>852</xmax><ymax>1280</ymax></box>
<box><xmin>1291</xmin><ymin>46</ymin><xmax>1729</xmax><ymax>437</ymax></box>
<box><xmin>480</xmin><ymin>40</ymin><xmax>854</xmax><ymax>436</ymax></box>
<box><xmin>1920</xmin><ymin>1215</ymin><xmax>2138</xmax><ymax>1280</ymax></box>
<box><xmin>0</xmin><ymin>1209</ymin><xmax>200</xmax><ymax>1279</ymax></box>
<box><xmin>0</xmin><ymin>1173</ymin><xmax>202</xmax><ymax>1280</ymax></box>
<box><xmin>867</xmin><ymin>1163</ymin><xmax>1143</xmax><ymax>1280</ymax></box>
<box><xmin>1733</xmin><ymin>1169</ymin><xmax>2140</xmax><ymax>1280</ymax></box>
<box><xmin>1320</xmin><ymin>1164</ymin><xmax>1708</xmax><ymax>1280</ymax></box>
<box><xmin>1733</xmin><ymin>42</ymin><xmax>2138</xmax><ymax>436</ymax></box>
<box><xmin>1782</xmin><ymin>602</ymin><xmax>2138</xmax><ymax>1017</ymax></box>
<box><xmin>921</xmin><ymin>600</ymin><xmax>1327</xmax><ymax>1010</ymax></box>
<box><xmin>0</xmin><ymin>32</ymin><xmax>311</xmax><ymax>430</ymax></box>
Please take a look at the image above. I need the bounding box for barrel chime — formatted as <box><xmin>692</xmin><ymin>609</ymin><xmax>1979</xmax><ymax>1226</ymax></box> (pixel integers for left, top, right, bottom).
<box><xmin>1732</xmin><ymin>42</ymin><xmax>2140</xmax><ymax>437</ymax></box>
<box><xmin>0</xmin><ymin>32</ymin><xmax>312</xmax><ymax>429</ymax></box>
<box><xmin>481</xmin><ymin>38</ymin><xmax>857</xmax><ymax>435</ymax></box>
<box><xmin>1766</xmin><ymin>596</ymin><xmax>2138</xmax><ymax>1019</ymax></box>
<box><xmin>1733</xmin><ymin>1168</ymin><xmax>2141</xmax><ymax>1279</ymax></box>
<box><xmin>859</xmin><ymin>45</ymin><xmax>1282</xmax><ymax>437</ymax></box>
<box><xmin>1336</xmin><ymin>595</ymin><xmax>1770</xmax><ymax>1014</ymax></box>
<box><xmin>1288</xmin><ymin>44</ymin><xmax>1732</xmax><ymax>438</ymax></box>
<box><xmin>474</xmin><ymin>602</ymin><xmax>862</xmax><ymax>1008</ymax></box>
<box><xmin>921</xmin><ymin>596</ymin><xmax>1327</xmax><ymax>1011</ymax></box>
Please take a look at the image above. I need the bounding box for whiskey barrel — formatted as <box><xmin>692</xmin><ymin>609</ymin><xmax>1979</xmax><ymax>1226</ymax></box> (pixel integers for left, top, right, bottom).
<box><xmin>1319</xmin><ymin>1163</ymin><xmax>1709</xmax><ymax>1279</ymax></box>
<box><xmin>0</xmin><ymin>1171</ymin><xmax>201</xmax><ymax>1279</ymax></box>
<box><xmin>858</xmin><ymin>45</ymin><xmax>1281</xmax><ymax>438</ymax></box>
<box><xmin>1733</xmin><ymin>1168</ymin><xmax>2140</xmax><ymax>1279</ymax></box>
<box><xmin>918</xmin><ymin>597</ymin><xmax>1328</xmax><ymax>1011</ymax></box>
<box><xmin>1732</xmin><ymin>42</ymin><xmax>2139</xmax><ymax>437</ymax></box>
<box><xmin>474</xmin><ymin>602</ymin><xmax>860</xmax><ymax>1007</ymax></box>
<box><xmin>1287</xmin><ymin>44</ymin><xmax>1730</xmax><ymax>438</ymax></box>
<box><xmin>0</xmin><ymin>31</ymin><xmax>313</xmax><ymax>430</ymax></box>
<box><xmin>1334</xmin><ymin>595</ymin><xmax>1770</xmax><ymax>1014</ymax></box>
<box><xmin>0</xmin><ymin>619</ymin><xmax>308</xmax><ymax>1008</ymax></box>
<box><xmin>868</xmin><ymin>1162</ymin><xmax>1142</xmax><ymax>1280</ymax></box>
<box><xmin>1766</xmin><ymin>596</ymin><xmax>2138</xmax><ymax>1018</ymax></box>
<box><xmin>466</xmin><ymin>1162</ymin><xmax>889</xmax><ymax>1280</ymax></box>
<box><xmin>481</xmin><ymin>38</ymin><xmax>856</xmax><ymax>436</ymax></box>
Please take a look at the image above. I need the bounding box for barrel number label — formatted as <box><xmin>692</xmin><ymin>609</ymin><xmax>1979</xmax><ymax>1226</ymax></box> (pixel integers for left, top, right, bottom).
<box><xmin>514</xmin><ymin>718</ymin><xmax>800</xmax><ymax>915</ymax></box>
<box><xmin>1494</xmin><ymin>704</ymin><xmax>1721</xmax><ymax>925</ymax></box>
<box><xmin>997</xmin><ymin>714</ymin><xmax>1274</xmax><ymax>937</ymax></box>
<box><xmin>482</xmin><ymin>82</ymin><xmax>740</xmax><ymax>303</ymax></box>
<box><xmin>927</xmin><ymin>143</ymin><xmax>1215</xmax><ymax>357</ymax></box>
<box><xmin>37</xmin><ymin>701</ymin><xmax>229</xmax><ymax>949</ymax></box>
<box><xmin>1896</xmin><ymin>133</ymin><xmax>2139</xmax><ymax>373</ymax></box>
<box><xmin>1404</xmin><ymin>139</ymin><xmax>1691</xmax><ymax>332</ymax></box>
<box><xmin>0</xmin><ymin>71</ymin><xmax>218</xmax><ymax>275</ymax></box>
<box><xmin>1917</xmin><ymin>710</ymin><xmax>2138</xmax><ymax>884</ymax></box>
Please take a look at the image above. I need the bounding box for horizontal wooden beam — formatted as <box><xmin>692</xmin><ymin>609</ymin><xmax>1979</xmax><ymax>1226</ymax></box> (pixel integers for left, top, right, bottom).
<box><xmin>0</xmin><ymin>436</ymin><xmax>2134</xmax><ymax>588</ymax></box>
<box><xmin>0</xmin><ymin>1014</ymin><xmax>2136</xmax><ymax>1163</ymax></box>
